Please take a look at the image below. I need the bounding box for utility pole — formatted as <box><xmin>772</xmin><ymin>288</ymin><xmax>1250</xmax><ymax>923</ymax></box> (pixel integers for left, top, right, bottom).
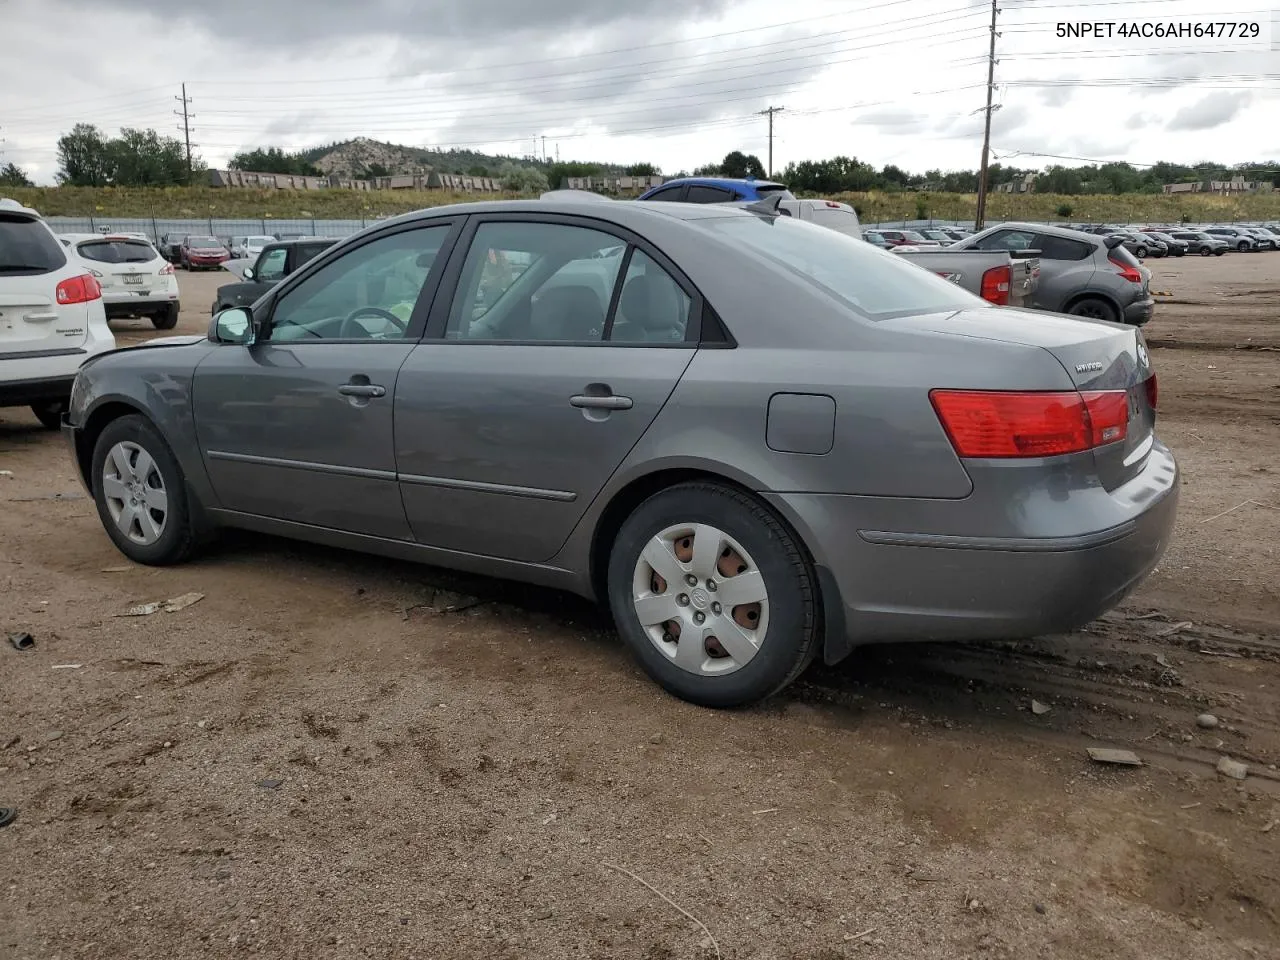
<box><xmin>758</xmin><ymin>105</ymin><xmax>785</xmax><ymax>177</ymax></box>
<box><xmin>174</xmin><ymin>84</ymin><xmax>195</xmax><ymax>185</ymax></box>
<box><xmin>974</xmin><ymin>0</ymin><xmax>999</xmax><ymax>230</ymax></box>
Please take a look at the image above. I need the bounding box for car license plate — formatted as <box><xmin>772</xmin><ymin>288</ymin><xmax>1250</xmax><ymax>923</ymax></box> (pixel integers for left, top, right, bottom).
<box><xmin>124</xmin><ymin>275</ymin><xmax>144</xmax><ymax>285</ymax></box>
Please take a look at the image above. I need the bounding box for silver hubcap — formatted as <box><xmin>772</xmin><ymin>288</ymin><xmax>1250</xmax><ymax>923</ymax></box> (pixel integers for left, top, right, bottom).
<box><xmin>101</xmin><ymin>441</ymin><xmax>168</xmax><ymax>545</ymax></box>
<box><xmin>632</xmin><ymin>523</ymin><xmax>770</xmax><ymax>676</ymax></box>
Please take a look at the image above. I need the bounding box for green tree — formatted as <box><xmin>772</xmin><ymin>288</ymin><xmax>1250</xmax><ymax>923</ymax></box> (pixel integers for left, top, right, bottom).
<box><xmin>496</xmin><ymin>161</ymin><xmax>549</xmax><ymax>193</ymax></box>
<box><xmin>229</xmin><ymin>147</ymin><xmax>322</xmax><ymax>176</ymax></box>
<box><xmin>56</xmin><ymin>123</ymin><xmax>113</xmax><ymax>186</ymax></box>
<box><xmin>1056</xmin><ymin>203</ymin><xmax>1074</xmax><ymax>218</ymax></box>
<box><xmin>624</xmin><ymin>162</ymin><xmax>660</xmax><ymax>176</ymax></box>
<box><xmin>546</xmin><ymin>161</ymin><xmax>600</xmax><ymax>189</ymax></box>
<box><xmin>110</xmin><ymin>128</ymin><xmax>189</xmax><ymax>186</ymax></box>
<box><xmin>0</xmin><ymin>162</ymin><xmax>33</xmax><ymax>187</ymax></box>
<box><xmin>719</xmin><ymin>151</ymin><xmax>767</xmax><ymax>179</ymax></box>
<box><xmin>466</xmin><ymin>165</ymin><xmax>491</xmax><ymax>177</ymax></box>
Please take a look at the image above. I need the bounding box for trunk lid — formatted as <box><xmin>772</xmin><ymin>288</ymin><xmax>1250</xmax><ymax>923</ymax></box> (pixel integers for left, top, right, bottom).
<box><xmin>1</xmin><ymin>212</ymin><xmax>89</xmax><ymax>354</ymax></box>
<box><xmin>887</xmin><ymin>306</ymin><xmax>1156</xmax><ymax>490</ymax></box>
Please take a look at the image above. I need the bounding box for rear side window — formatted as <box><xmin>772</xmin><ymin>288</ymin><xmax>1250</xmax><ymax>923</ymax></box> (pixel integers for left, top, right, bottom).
<box><xmin>703</xmin><ymin>215</ymin><xmax>975</xmax><ymax>319</ymax></box>
<box><xmin>685</xmin><ymin>185</ymin><xmax>735</xmax><ymax>203</ymax></box>
<box><xmin>643</xmin><ymin>186</ymin><xmax>685</xmax><ymax>202</ymax></box>
<box><xmin>76</xmin><ymin>239</ymin><xmax>158</xmax><ymax>264</ymax></box>
<box><xmin>1031</xmin><ymin>235</ymin><xmax>1092</xmax><ymax>261</ymax></box>
<box><xmin>0</xmin><ymin>215</ymin><xmax>67</xmax><ymax>275</ymax></box>
<box><xmin>1108</xmin><ymin>244</ymin><xmax>1141</xmax><ymax>269</ymax></box>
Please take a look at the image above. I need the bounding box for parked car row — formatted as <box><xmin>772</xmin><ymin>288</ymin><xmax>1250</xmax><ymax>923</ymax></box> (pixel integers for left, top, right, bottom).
<box><xmin>156</xmin><ymin>232</ymin><xmax>322</xmax><ymax>266</ymax></box>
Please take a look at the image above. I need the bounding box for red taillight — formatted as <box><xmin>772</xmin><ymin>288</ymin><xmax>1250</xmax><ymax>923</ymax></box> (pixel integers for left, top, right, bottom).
<box><xmin>930</xmin><ymin>389</ymin><xmax>1128</xmax><ymax>458</ymax></box>
<box><xmin>1144</xmin><ymin>373</ymin><xmax>1158</xmax><ymax>410</ymax></box>
<box><xmin>1110</xmin><ymin>257</ymin><xmax>1143</xmax><ymax>283</ymax></box>
<box><xmin>825</xmin><ymin>201</ymin><xmax>841</xmax><ymax>208</ymax></box>
<box><xmin>980</xmin><ymin>264</ymin><xmax>1011</xmax><ymax>305</ymax></box>
<box><xmin>160</xmin><ymin>262</ymin><xmax>175</xmax><ymax>275</ymax></box>
<box><xmin>55</xmin><ymin>273</ymin><xmax>102</xmax><ymax>305</ymax></box>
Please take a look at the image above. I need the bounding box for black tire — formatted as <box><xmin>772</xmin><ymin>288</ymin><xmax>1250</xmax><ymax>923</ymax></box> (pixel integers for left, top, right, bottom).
<box><xmin>1134</xmin><ymin>246</ymin><xmax>1148</xmax><ymax>259</ymax></box>
<box><xmin>90</xmin><ymin>414</ymin><xmax>197</xmax><ymax>566</ymax></box>
<box><xmin>29</xmin><ymin>400</ymin><xmax>67</xmax><ymax>430</ymax></box>
<box><xmin>1200</xmin><ymin>246</ymin><xmax>1212</xmax><ymax>257</ymax></box>
<box><xmin>1174</xmin><ymin>249</ymin><xmax>1185</xmax><ymax>257</ymax></box>
<box><xmin>606</xmin><ymin>481</ymin><xmax>820</xmax><ymax>708</ymax></box>
<box><xmin>1068</xmin><ymin>297</ymin><xmax>1119</xmax><ymax>324</ymax></box>
<box><xmin>1238</xmin><ymin>241</ymin><xmax>1249</xmax><ymax>252</ymax></box>
<box><xmin>1215</xmin><ymin>249</ymin><xmax>1226</xmax><ymax>256</ymax></box>
<box><xmin>152</xmin><ymin>304</ymin><xmax>179</xmax><ymax>330</ymax></box>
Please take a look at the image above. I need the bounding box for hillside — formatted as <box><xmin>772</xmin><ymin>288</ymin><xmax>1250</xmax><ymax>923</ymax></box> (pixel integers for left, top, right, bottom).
<box><xmin>6</xmin><ymin>185</ymin><xmax>1279</xmax><ymax>223</ymax></box>
<box><xmin>298</xmin><ymin>137</ymin><xmax>558</xmax><ymax>178</ymax></box>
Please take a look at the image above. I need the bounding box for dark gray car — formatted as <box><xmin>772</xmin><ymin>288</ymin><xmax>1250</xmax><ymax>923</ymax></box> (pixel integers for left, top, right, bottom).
<box><xmin>1168</xmin><ymin>231</ymin><xmax>1228</xmax><ymax>256</ymax></box>
<box><xmin>952</xmin><ymin>222</ymin><xmax>1155</xmax><ymax>325</ymax></box>
<box><xmin>212</xmin><ymin>238</ymin><xmax>338</xmax><ymax>313</ymax></box>
<box><xmin>61</xmin><ymin>199</ymin><xmax>1178</xmax><ymax>708</ymax></box>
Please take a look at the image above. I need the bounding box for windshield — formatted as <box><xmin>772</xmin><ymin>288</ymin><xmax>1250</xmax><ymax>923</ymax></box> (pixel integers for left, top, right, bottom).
<box><xmin>77</xmin><ymin>239</ymin><xmax>157</xmax><ymax>264</ymax></box>
<box><xmin>189</xmin><ymin>237</ymin><xmax>221</xmax><ymax>246</ymax></box>
<box><xmin>701</xmin><ymin>215</ymin><xmax>976</xmax><ymax>319</ymax></box>
<box><xmin>901</xmin><ymin>230</ymin><xmax>930</xmax><ymax>242</ymax></box>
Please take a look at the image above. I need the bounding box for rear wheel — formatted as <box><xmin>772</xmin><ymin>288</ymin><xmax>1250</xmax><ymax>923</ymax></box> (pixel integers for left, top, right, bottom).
<box><xmin>1238</xmin><ymin>241</ymin><xmax>1249</xmax><ymax>252</ymax></box>
<box><xmin>30</xmin><ymin>400</ymin><xmax>67</xmax><ymax>431</ymax></box>
<box><xmin>90</xmin><ymin>415</ymin><xmax>197</xmax><ymax>566</ymax></box>
<box><xmin>606</xmin><ymin>482</ymin><xmax>819</xmax><ymax>708</ymax></box>
<box><xmin>1068</xmin><ymin>297</ymin><xmax>1119</xmax><ymax>324</ymax></box>
<box><xmin>152</xmin><ymin>304</ymin><xmax>179</xmax><ymax>330</ymax></box>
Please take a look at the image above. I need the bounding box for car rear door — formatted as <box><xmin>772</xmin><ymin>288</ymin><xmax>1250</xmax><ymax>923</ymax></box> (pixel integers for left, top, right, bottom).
<box><xmin>393</xmin><ymin>214</ymin><xmax>697</xmax><ymax>563</ymax></box>
<box><xmin>0</xmin><ymin>213</ymin><xmax>88</xmax><ymax>358</ymax></box>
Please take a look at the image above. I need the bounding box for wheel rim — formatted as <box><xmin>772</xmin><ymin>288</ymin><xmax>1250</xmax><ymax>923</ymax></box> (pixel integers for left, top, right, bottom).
<box><xmin>101</xmin><ymin>441</ymin><xmax>168</xmax><ymax>545</ymax></box>
<box><xmin>1073</xmin><ymin>302</ymin><xmax>1106</xmax><ymax>320</ymax></box>
<box><xmin>631</xmin><ymin>523</ymin><xmax>770</xmax><ymax>677</ymax></box>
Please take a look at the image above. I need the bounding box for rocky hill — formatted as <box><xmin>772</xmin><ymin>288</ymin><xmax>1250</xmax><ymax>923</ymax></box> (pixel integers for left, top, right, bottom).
<box><xmin>301</xmin><ymin>137</ymin><xmax>552</xmax><ymax>178</ymax></box>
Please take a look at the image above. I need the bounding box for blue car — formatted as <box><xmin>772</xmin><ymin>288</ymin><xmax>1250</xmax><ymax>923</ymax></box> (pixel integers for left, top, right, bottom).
<box><xmin>637</xmin><ymin>177</ymin><xmax>793</xmax><ymax>204</ymax></box>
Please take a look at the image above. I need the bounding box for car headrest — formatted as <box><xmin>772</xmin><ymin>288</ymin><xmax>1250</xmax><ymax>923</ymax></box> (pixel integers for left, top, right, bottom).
<box><xmin>619</xmin><ymin>274</ymin><xmax>685</xmax><ymax>336</ymax></box>
<box><xmin>530</xmin><ymin>284</ymin><xmax>604</xmax><ymax>341</ymax></box>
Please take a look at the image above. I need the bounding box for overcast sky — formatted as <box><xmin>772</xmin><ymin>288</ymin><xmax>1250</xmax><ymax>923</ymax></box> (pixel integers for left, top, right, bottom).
<box><xmin>2</xmin><ymin>0</ymin><xmax>1277</xmax><ymax>184</ymax></box>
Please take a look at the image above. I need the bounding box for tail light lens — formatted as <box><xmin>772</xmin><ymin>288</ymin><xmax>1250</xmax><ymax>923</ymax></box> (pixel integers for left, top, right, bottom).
<box><xmin>55</xmin><ymin>273</ymin><xmax>102</xmax><ymax>305</ymax></box>
<box><xmin>160</xmin><ymin>262</ymin><xmax>175</xmax><ymax>275</ymax></box>
<box><xmin>980</xmin><ymin>264</ymin><xmax>1012</xmax><ymax>305</ymax></box>
<box><xmin>1110</xmin><ymin>257</ymin><xmax>1143</xmax><ymax>283</ymax></box>
<box><xmin>930</xmin><ymin>389</ymin><xmax>1128</xmax><ymax>458</ymax></box>
<box><xmin>1144</xmin><ymin>373</ymin><xmax>1158</xmax><ymax>410</ymax></box>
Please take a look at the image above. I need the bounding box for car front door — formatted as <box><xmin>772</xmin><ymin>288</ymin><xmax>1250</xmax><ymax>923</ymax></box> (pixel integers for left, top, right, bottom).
<box><xmin>393</xmin><ymin>216</ymin><xmax>698</xmax><ymax>563</ymax></box>
<box><xmin>191</xmin><ymin>219</ymin><xmax>459</xmax><ymax>539</ymax></box>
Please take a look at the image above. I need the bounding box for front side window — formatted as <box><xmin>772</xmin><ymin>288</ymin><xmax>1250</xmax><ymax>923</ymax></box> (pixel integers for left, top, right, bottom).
<box><xmin>700</xmin><ymin>215</ymin><xmax>975</xmax><ymax>319</ymax></box>
<box><xmin>973</xmin><ymin>229</ymin><xmax>1035</xmax><ymax>251</ymax></box>
<box><xmin>446</xmin><ymin>222</ymin><xmax>627</xmax><ymax>342</ymax></box>
<box><xmin>267</xmin><ymin>225</ymin><xmax>449</xmax><ymax>342</ymax></box>
<box><xmin>255</xmin><ymin>248</ymin><xmax>288</xmax><ymax>283</ymax></box>
<box><xmin>643</xmin><ymin>186</ymin><xmax>685</xmax><ymax>202</ymax></box>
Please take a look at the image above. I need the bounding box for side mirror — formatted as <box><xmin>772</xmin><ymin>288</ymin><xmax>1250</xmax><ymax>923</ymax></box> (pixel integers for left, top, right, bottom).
<box><xmin>243</xmin><ymin>265</ymin><xmax>255</xmax><ymax>279</ymax></box>
<box><xmin>209</xmin><ymin>307</ymin><xmax>255</xmax><ymax>345</ymax></box>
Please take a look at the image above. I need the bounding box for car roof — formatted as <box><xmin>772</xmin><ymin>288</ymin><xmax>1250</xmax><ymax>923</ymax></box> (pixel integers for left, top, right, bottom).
<box><xmin>372</xmin><ymin>198</ymin><xmax>775</xmax><ymax>231</ymax></box>
<box><xmin>986</xmin><ymin>221</ymin><xmax>1105</xmax><ymax>244</ymax></box>
<box><xmin>0</xmin><ymin>197</ymin><xmax>43</xmax><ymax>219</ymax></box>
<box><xmin>265</xmin><ymin>237</ymin><xmax>340</xmax><ymax>246</ymax></box>
<box><xmin>656</xmin><ymin>176</ymin><xmax>787</xmax><ymax>191</ymax></box>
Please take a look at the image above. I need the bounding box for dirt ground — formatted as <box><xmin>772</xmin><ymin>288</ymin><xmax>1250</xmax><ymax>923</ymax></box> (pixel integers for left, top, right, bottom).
<box><xmin>2</xmin><ymin>256</ymin><xmax>1278</xmax><ymax>960</ymax></box>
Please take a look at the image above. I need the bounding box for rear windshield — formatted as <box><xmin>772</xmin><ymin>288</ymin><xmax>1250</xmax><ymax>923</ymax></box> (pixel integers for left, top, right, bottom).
<box><xmin>701</xmin><ymin>215</ymin><xmax>976</xmax><ymax>319</ymax></box>
<box><xmin>77</xmin><ymin>239</ymin><xmax>158</xmax><ymax>264</ymax></box>
<box><xmin>754</xmin><ymin>185</ymin><xmax>794</xmax><ymax>199</ymax></box>
<box><xmin>0</xmin><ymin>215</ymin><xmax>68</xmax><ymax>275</ymax></box>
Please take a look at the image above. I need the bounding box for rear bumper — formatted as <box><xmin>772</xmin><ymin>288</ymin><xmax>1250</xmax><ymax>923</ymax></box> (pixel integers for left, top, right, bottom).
<box><xmin>1124</xmin><ymin>297</ymin><xmax>1155</xmax><ymax>325</ymax></box>
<box><xmin>767</xmin><ymin>441</ymin><xmax>1179</xmax><ymax>654</ymax></box>
<box><xmin>0</xmin><ymin>374</ymin><xmax>76</xmax><ymax>406</ymax></box>
<box><xmin>104</xmin><ymin>295</ymin><xmax>179</xmax><ymax>317</ymax></box>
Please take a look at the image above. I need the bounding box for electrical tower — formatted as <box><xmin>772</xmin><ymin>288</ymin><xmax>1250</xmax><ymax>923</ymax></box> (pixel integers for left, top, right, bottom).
<box><xmin>174</xmin><ymin>84</ymin><xmax>195</xmax><ymax>185</ymax></box>
<box><xmin>974</xmin><ymin>0</ymin><xmax>1000</xmax><ymax>230</ymax></box>
<box><xmin>758</xmin><ymin>105</ymin><xmax>785</xmax><ymax>178</ymax></box>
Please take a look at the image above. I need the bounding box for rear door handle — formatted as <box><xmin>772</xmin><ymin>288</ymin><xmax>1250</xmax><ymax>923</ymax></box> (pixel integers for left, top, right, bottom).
<box><xmin>338</xmin><ymin>384</ymin><xmax>386</xmax><ymax>398</ymax></box>
<box><xmin>570</xmin><ymin>394</ymin><xmax>633</xmax><ymax>410</ymax></box>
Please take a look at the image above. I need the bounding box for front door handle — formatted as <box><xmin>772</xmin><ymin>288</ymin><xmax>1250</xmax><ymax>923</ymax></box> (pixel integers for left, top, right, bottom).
<box><xmin>570</xmin><ymin>394</ymin><xmax>632</xmax><ymax>410</ymax></box>
<box><xmin>338</xmin><ymin>384</ymin><xmax>386</xmax><ymax>399</ymax></box>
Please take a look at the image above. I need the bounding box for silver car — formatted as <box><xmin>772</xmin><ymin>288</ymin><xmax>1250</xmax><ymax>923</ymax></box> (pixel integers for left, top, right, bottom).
<box><xmin>63</xmin><ymin>199</ymin><xmax>1178</xmax><ymax>708</ymax></box>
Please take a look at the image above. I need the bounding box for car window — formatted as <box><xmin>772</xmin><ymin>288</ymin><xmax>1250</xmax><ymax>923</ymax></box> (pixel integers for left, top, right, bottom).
<box><xmin>0</xmin><ymin>215</ymin><xmax>67</xmax><ymax>275</ymax></box>
<box><xmin>1030</xmin><ymin>234</ymin><xmax>1092</xmax><ymax>261</ymax></box>
<box><xmin>973</xmin><ymin>229</ymin><xmax>1036</xmax><ymax>251</ymax></box>
<box><xmin>644</xmin><ymin>186</ymin><xmax>685</xmax><ymax>202</ymax></box>
<box><xmin>267</xmin><ymin>226</ymin><xmax>449</xmax><ymax>342</ymax></box>
<box><xmin>446</xmin><ymin>222</ymin><xmax>630</xmax><ymax>342</ymax></box>
<box><xmin>255</xmin><ymin>248</ymin><xmax>288</xmax><ymax>283</ymax></box>
<box><xmin>295</xmin><ymin>243</ymin><xmax>333</xmax><ymax>267</ymax></box>
<box><xmin>686</xmin><ymin>185</ymin><xmax>735</xmax><ymax>203</ymax></box>
<box><xmin>702</xmin><ymin>215</ymin><xmax>975</xmax><ymax>319</ymax></box>
<box><xmin>609</xmin><ymin>251</ymin><xmax>692</xmax><ymax>343</ymax></box>
<box><xmin>76</xmin><ymin>239</ymin><xmax>158</xmax><ymax>264</ymax></box>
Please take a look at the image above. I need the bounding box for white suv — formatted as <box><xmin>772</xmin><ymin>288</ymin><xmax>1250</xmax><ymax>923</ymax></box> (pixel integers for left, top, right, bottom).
<box><xmin>1</xmin><ymin>199</ymin><xmax>116</xmax><ymax>429</ymax></box>
<box><xmin>60</xmin><ymin>233</ymin><xmax>181</xmax><ymax>329</ymax></box>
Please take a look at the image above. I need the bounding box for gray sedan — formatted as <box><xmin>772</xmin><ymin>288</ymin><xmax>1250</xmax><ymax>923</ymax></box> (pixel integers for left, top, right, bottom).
<box><xmin>63</xmin><ymin>199</ymin><xmax>1178</xmax><ymax>708</ymax></box>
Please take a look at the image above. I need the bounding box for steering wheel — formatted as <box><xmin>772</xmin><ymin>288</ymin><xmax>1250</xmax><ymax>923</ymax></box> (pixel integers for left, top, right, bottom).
<box><xmin>339</xmin><ymin>307</ymin><xmax>408</xmax><ymax>339</ymax></box>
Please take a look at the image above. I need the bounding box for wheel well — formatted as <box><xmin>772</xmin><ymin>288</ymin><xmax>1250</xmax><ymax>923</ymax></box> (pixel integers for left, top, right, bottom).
<box><xmin>74</xmin><ymin>401</ymin><xmax>147</xmax><ymax>489</ymax></box>
<box><xmin>1062</xmin><ymin>291</ymin><xmax>1120</xmax><ymax>318</ymax></box>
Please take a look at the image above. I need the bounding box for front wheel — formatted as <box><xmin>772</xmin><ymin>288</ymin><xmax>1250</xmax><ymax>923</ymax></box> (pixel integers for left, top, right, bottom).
<box><xmin>606</xmin><ymin>482</ymin><xmax>820</xmax><ymax>708</ymax></box>
<box><xmin>90</xmin><ymin>415</ymin><xmax>197</xmax><ymax>566</ymax></box>
<box><xmin>1068</xmin><ymin>297</ymin><xmax>1119</xmax><ymax>324</ymax></box>
<box><xmin>1134</xmin><ymin>246</ymin><xmax>1148</xmax><ymax>259</ymax></box>
<box><xmin>30</xmin><ymin>400</ymin><xmax>67</xmax><ymax>431</ymax></box>
<box><xmin>1215</xmin><ymin>248</ymin><xmax>1226</xmax><ymax>256</ymax></box>
<box><xmin>1238</xmin><ymin>241</ymin><xmax>1250</xmax><ymax>252</ymax></box>
<box><xmin>1200</xmin><ymin>246</ymin><xmax>1212</xmax><ymax>256</ymax></box>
